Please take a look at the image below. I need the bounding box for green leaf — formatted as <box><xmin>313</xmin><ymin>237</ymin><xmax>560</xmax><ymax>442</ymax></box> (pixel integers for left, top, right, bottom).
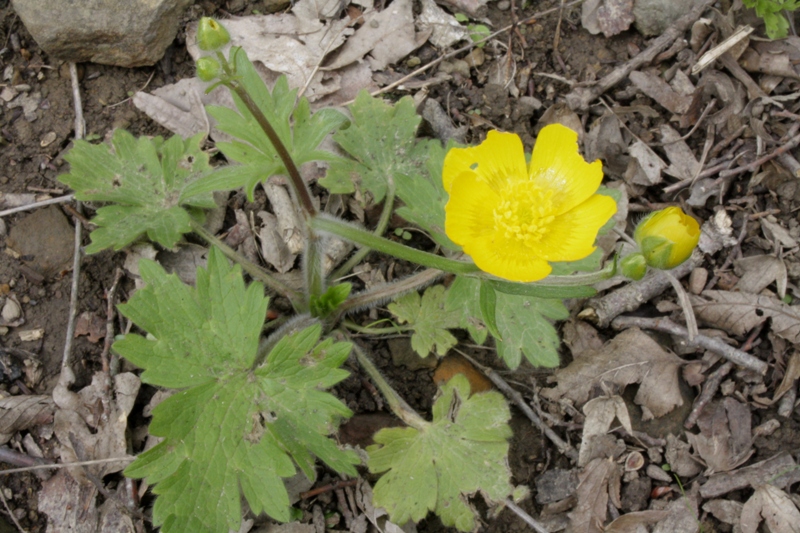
<box><xmin>495</xmin><ymin>292</ymin><xmax>569</xmax><ymax>369</ymax></box>
<box><xmin>198</xmin><ymin>49</ymin><xmax>348</xmax><ymax>199</ymax></box>
<box><xmin>445</xmin><ymin>276</ymin><xmax>488</xmax><ymax>345</ymax></box>
<box><xmin>394</xmin><ymin>139</ymin><xmax>460</xmax><ymax>251</ymax></box>
<box><xmin>388</xmin><ymin>285</ymin><xmax>461</xmax><ymax>357</ymax></box>
<box><xmin>367</xmin><ymin>374</ymin><xmax>513</xmax><ymax>531</ymax></box>
<box><xmin>115</xmin><ymin>247</ymin><xmax>358</xmax><ymax>533</ymax></box>
<box><xmin>479</xmin><ymin>282</ymin><xmax>501</xmax><ymax>340</ymax></box>
<box><xmin>549</xmin><ymin>248</ymin><xmax>604</xmax><ymax>276</ymax></box>
<box><xmin>58</xmin><ymin>130</ymin><xmax>215</xmax><ymax>253</ymax></box>
<box><xmin>320</xmin><ymin>91</ymin><xmax>426</xmax><ymax>204</ymax></box>
<box><xmin>309</xmin><ymin>282</ymin><xmax>352</xmax><ymax>318</ymax></box>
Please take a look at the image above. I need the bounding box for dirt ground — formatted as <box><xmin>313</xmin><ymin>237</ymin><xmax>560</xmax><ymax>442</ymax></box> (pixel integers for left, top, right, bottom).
<box><xmin>1</xmin><ymin>0</ymin><xmax>800</xmax><ymax>532</ymax></box>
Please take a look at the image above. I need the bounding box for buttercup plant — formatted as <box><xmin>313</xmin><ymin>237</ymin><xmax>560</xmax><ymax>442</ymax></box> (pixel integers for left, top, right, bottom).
<box><xmin>56</xmin><ymin>16</ymin><xmax>700</xmax><ymax>533</ymax></box>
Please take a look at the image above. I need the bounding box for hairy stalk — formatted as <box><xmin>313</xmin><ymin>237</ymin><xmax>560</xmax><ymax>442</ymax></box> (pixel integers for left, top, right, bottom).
<box><xmin>334</xmin><ymin>268</ymin><xmax>444</xmax><ymax>321</ymax></box>
<box><xmin>303</xmin><ymin>232</ymin><xmax>327</xmax><ymax>306</ymax></box>
<box><xmin>253</xmin><ymin>313</ymin><xmax>317</xmax><ymax>369</ymax></box>
<box><xmin>331</xmin><ymin>184</ymin><xmax>397</xmax><ymax>281</ymax></box>
<box><xmin>191</xmin><ymin>219</ymin><xmax>301</xmax><ymax>304</ymax></box>
<box><xmin>343</xmin><ymin>334</ymin><xmax>429</xmax><ymax>430</ymax></box>
<box><xmin>216</xmin><ymin>51</ymin><xmax>317</xmax><ymax>218</ymax></box>
<box><xmin>312</xmin><ymin>214</ymin><xmax>480</xmax><ymax>275</ymax></box>
<box><xmin>342</xmin><ymin>320</ymin><xmax>410</xmax><ymax>335</ymax></box>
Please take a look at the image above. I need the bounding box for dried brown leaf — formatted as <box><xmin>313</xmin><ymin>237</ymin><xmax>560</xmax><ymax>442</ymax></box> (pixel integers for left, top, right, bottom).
<box><xmin>605</xmin><ymin>510</ymin><xmax>669</xmax><ymax>533</ymax></box>
<box><xmin>773</xmin><ymin>351</ymin><xmax>800</xmax><ymax>402</ymax></box>
<box><xmin>626</xmin><ymin>140</ymin><xmax>666</xmax><ymax>186</ymax></box>
<box><xmin>542</xmin><ymin>328</ymin><xmax>684</xmax><ymax>419</ymax></box>
<box><xmin>629</xmin><ymin>70</ymin><xmax>693</xmax><ymax>114</ymax></box>
<box><xmin>38</xmin><ymin>471</ymin><xmax>100</xmax><ymax>533</ymax></box>
<box><xmin>703</xmin><ymin>499</ymin><xmax>743</xmax><ymax>524</ymax></box>
<box><xmin>734</xmin><ymin>255</ymin><xmax>787</xmax><ymax>297</ymax></box>
<box><xmin>0</xmin><ymin>395</ymin><xmax>54</xmax><ymax>442</ymax></box>
<box><xmin>660</xmin><ymin>124</ymin><xmax>700</xmax><ymax>180</ymax></box>
<box><xmin>568</xmin><ymin>457</ymin><xmax>619</xmax><ymax>533</ymax></box>
<box><xmin>686</xmin><ymin>398</ymin><xmax>753</xmax><ymax>474</ymax></box>
<box><xmin>740</xmin><ymin>485</ymin><xmax>800</xmax><ymax>533</ymax></box>
<box><xmin>691</xmin><ymin>290</ymin><xmax>800</xmax><ymax>343</ymax></box>
<box><xmin>700</xmin><ymin>452</ymin><xmax>800</xmax><ymax>499</ymax></box>
<box><xmin>579</xmin><ymin>395</ymin><xmax>632</xmax><ymax>467</ymax></box>
<box><xmin>597</xmin><ymin>0</ymin><xmax>635</xmax><ymax>37</ymax></box>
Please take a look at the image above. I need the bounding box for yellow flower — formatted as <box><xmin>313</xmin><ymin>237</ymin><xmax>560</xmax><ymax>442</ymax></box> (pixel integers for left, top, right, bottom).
<box><xmin>634</xmin><ymin>206</ymin><xmax>700</xmax><ymax>269</ymax></box>
<box><xmin>443</xmin><ymin>124</ymin><xmax>617</xmax><ymax>282</ymax></box>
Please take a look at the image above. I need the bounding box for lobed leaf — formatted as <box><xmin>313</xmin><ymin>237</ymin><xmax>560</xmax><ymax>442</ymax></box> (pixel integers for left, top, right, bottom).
<box><xmin>495</xmin><ymin>292</ymin><xmax>569</xmax><ymax>369</ymax></box>
<box><xmin>59</xmin><ymin>130</ymin><xmax>216</xmax><ymax>253</ymax></box>
<box><xmin>367</xmin><ymin>374</ymin><xmax>513</xmax><ymax>531</ymax></box>
<box><xmin>116</xmin><ymin>247</ymin><xmax>359</xmax><ymax>533</ymax></box>
<box><xmin>198</xmin><ymin>48</ymin><xmax>348</xmax><ymax>199</ymax></box>
<box><xmin>388</xmin><ymin>285</ymin><xmax>461</xmax><ymax>357</ymax></box>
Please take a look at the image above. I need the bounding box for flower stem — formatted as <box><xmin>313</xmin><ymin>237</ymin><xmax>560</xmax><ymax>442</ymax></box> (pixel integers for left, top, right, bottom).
<box><xmin>217</xmin><ymin>50</ymin><xmax>316</xmax><ymax>218</ymax></box>
<box><xmin>312</xmin><ymin>214</ymin><xmax>480</xmax><ymax>275</ymax></box>
<box><xmin>335</xmin><ymin>268</ymin><xmax>443</xmax><ymax>320</ymax></box>
<box><xmin>191</xmin><ymin>219</ymin><xmax>301</xmax><ymax>304</ymax></box>
<box><xmin>344</xmin><ymin>334</ymin><xmax>429</xmax><ymax>430</ymax></box>
<box><xmin>331</xmin><ymin>184</ymin><xmax>396</xmax><ymax>281</ymax></box>
<box><xmin>342</xmin><ymin>319</ymin><xmax>409</xmax><ymax>335</ymax></box>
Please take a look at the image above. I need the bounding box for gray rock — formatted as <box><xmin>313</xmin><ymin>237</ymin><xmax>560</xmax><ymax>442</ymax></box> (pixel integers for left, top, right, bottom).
<box><xmin>6</xmin><ymin>206</ymin><xmax>74</xmax><ymax>278</ymax></box>
<box><xmin>11</xmin><ymin>0</ymin><xmax>194</xmax><ymax>67</ymax></box>
<box><xmin>633</xmin><ymin>0</ymin><xmax>695</xmax><ymax>37</ymax></box>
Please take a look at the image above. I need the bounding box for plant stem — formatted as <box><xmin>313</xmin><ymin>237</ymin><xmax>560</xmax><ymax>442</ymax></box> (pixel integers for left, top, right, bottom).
<box><xmin>312</xmin><ymin>214</ymin><xmax>480</xmax><ymax>275</ymax></box>
<box><xmin>344</xmin><ymin>335</ymin><xmax>429</xmax><ymax>430</ymax></box>
<box><xmin>191</xmin><ymin>219</ymin><xmax>301</xmax><ymax>304</ymax></box>
<box><xmin>335</xmin><ymin>268</ymin><xmax>443</xmax><ymax>320</ymax></box>
<box><xmin>342</xmin><ymin>320</ymin><xmax>409</xmax><ymax>335</ymax></box>
<box><xmin>217</xmin><ymin>50</ymin><xmax>317</xmax><ymax>218</ymax></box>
<box><xmin>331</xmin><ymin>185</ymin><xmax>396</xmax><ymax>281</ymax></box>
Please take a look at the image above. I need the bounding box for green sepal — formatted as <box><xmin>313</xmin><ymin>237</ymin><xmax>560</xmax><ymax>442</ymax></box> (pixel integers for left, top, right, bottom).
<box><xmin>196</xmin><ymin>56</ymin><xmax>221</xmax><ymax>82</ymax></box>
<box><xmin>620</xmin><ymin>253</ymin><xmax>647</xmax><ymax>280</ymax></box>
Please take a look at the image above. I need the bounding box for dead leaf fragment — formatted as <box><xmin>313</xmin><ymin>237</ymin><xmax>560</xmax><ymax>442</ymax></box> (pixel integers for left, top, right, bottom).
<box><xmin>629</xmin><ymin>70</ymin><xmax>693</xmax><ymax>114</ymax></box>
<box><xmin>597</xmin><ymin>0</ymin><xmax>635</xmax><ymax>37</ymax></box>
<box><xmin>578</xmin><ymin>395</ymin><xmax>632</xmax><ymax>467</ymax></box>
<box><xmin>685</xmin><ymin>398</ymin><xmax>753</xmax><ymax>474</ymax></box>
<box><xmin>734</xmin><ymin>255</ymin><xmax>787</xmax><ymax>297</ymax></box>
<box><xmin>740</xmin><ymin>485</ymin><xmax>800</xmax><ymax>533</ymax></box>
<box><xmin>626</xmin><ymin>140</ymin><xmax>667</xmax><ymax>186</ymax></box>
<box><xmin>542</xmin><ymin>328</ymin><xmax>684</xmax><ymax>419</ymax></box>
<box><xmin>605</xmin><ymin>510</ymin><xmax>669</xmax><ymax>533</ymax></box>
<box><xmin>691</xmin><ymin>290</ymin><xmax>800</xmax><ymax>344</ymax></box>
<box><xmin>773</xmin><ymin>351</ymin><xmax>800</xmax><ymax>402</ymax></box>
<box><xmin>74</xmin><ymin>311</ymin><xmax>106</xmax><ymax>344</ymax></box>
<box><xmin>0</xmin><ymin>395</ymin><xmax>54</xmax><ymax>444</ymax></box>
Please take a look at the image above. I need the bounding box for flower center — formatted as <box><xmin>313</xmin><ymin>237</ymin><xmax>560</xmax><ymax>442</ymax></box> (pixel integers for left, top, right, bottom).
<box><xmin>492</xmin><ymin>182</ymin><xmax>555</xmax><ymax>247</ymax></box>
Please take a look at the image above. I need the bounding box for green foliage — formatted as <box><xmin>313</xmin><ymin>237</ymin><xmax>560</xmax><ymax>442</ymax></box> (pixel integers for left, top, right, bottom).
<box><xmin>195</xmin><ymin>48</ymin><xmax>348</xmax><ymax>199</ymax></box>
<box><xmin>58</xmin><ymin>130</ymin><xmax>215</xmax><ymax>253</ymax></box>
<box><xmin>388</xmin><ymin>285</ymin><xmax>461</xmax><ymax>357</ymax></box>
<box><xmin>446</xmin><ymin>276</ymin><xmax>488</xmax><ymax>345</ymax></box>
<box><xmin>309</xmin><ymin>282</ymin><xmax>352</xmax><ymax>318</ymax></box>
<box><xmin>320</xmin><ymin>91</ymin><xmax>430</xmax><ymax>205</ymax></box>
<box><xmin>367</xmin><ymin>374</ymin><xmax>513</xmax><ymax>531</ymax></box>
<box><xmin>495</xmin><ymin>292</ymin><xmax>569</xmax><ymax>368</ymax></box>
<box><xmin>115</xmin><ymin>248</ymin><xmax>358</xmax><ymax>533</ymax></box>
<box><xmin>743</xmin><ymin>0</ymin><xmax>800</xmax><ymax>39</ymax></box>
<box><xmin>453</xmin><ymin>13</ymin><xmax>491</xmax><ymax>47</ymax></box>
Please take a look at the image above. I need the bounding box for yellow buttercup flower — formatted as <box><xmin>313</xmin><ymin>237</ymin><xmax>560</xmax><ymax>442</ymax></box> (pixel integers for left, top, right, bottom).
<box><xmin>443</xmin><ymin>124</ymin><xmax>617</xmax><ymax>282</ymax></box>
<box><xmin>634</xmin><ymin>206</ymin><xmax>700</xmax><ymax>269</ymax></box>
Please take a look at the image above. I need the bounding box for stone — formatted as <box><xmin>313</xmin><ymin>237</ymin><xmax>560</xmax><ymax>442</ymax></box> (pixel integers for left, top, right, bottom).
<box><xmin>10</xmin><ymin>0</ymin><xmax>194</xmax><ymax>67</ymax></box>
<box><xmin>633</xmin><ymin>0</ymin><xmax>694</xmax><ymax>37</ymax></box>
<box><xmin>6</xmin><ymin>206</ymin><xmax>74</xmax><ymax>278</ymax></box>
<box><xmin>1</xmin><ymin>298</ymin><xmax>21</xmax><ymax>322</ymax></box>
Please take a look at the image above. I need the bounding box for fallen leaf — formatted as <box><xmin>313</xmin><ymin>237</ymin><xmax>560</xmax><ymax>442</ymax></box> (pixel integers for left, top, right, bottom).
<box><xmin>686</xmin><ymin>398</ymin><xmax>753</xmax><ymax>474</ymax></box>
<box><xmin>629</xmin><ymin>70</ymin><xmax>693</xmax><ymax>115</ymax></box>
<box><xmin>542</xmin><ymin>328</ymin><xmax>684</xmax><ymax>419</ymax></box>
<box><xmin>0</xmin><ymin>395</ymin><xmax>54</xmax><ymax>445</ymax></box>
<box><xmin>605</xmin><ymin>510</ymin><xmax>669</xmax><ymax>533</ymax></box>
<box><xmin>38</xmin><ymin>470</ymin><xmax>100</xmax><ymax>533</ymax></box>
<box><xmin>578</xmin><ymin>395</ymin><xmax>632</xmax><ymax>467</ymax></box>
<box><xmin>74</xmin><ymin>311</ymin><xmax>106</xmax><ymax>344</ymax></box>
<box><xmin>258</xmin><ymin>211</ymin><xmax>297</xmax><ymax>273</ymax></box>
<box><xmin>652</xmin><ymin>487</ymin><xmax>700</xmax><ymax>533</ymax></box>
<box><xmin>691</xmin><ymin>290</ymin><xmax>800</xmax><ymax>343</ymax></box>
<box><xmin>703</xmin><ymin>498</ymin><xmax>743</xmax><ymax>525</ymax></box>
<box><xmin>760</xmin><ymin>218</ymin><xmax>798</xmax><ymax>249</ymax></box>
<box><xmin>626</xmin><ymin>140</ymin><xmax>667</xmax><ymax>186</ymax></box>
<box><xmin>734</xmin><ymin>254</ymin><xmax>787</xmax><ymax>298</ymax></box>
<box><xmin>660</xmin><ymin>124</ymin><xmax>700</xmax><ymax>180</ymax></box>
<box><xmin>773</xmin><ymin>351</ymin><xmax>800</xmax><ymax>402</ymax></box>
<box><xmin>567</xmin><ymin>457</ymin><xmax>619</xmax><ymax>533</ymax></box>
<box><xmin>665</xmin><ymin>434</ymin><xmax>702</xmax><ymax>478</ymax></box>
<box><xmin>740</xmin><ymin>485</ymin><xmax>800</xmax><ymax>533</ymax></box>
<box><xmin>700</xmin><ymin>452</ymin><xmax>800</xmax><ymax>499</ymax></box>
<box><xmin>418</xmin><ymin>0</ymin><xmax>469</xmax><ymax>48</ymax></box>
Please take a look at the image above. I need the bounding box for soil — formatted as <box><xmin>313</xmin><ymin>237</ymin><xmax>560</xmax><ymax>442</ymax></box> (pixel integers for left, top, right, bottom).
<box><xmin>1</xmin><ymin>0</ymin><xmax>799</xmax><ymax>532</ymax></box>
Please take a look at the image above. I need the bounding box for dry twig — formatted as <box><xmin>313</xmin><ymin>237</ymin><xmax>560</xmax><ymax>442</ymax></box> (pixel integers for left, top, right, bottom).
<box><xmin>684</xmin><ymin>361</ymin><xmax>733</xmax><ymax>429</ymax></box>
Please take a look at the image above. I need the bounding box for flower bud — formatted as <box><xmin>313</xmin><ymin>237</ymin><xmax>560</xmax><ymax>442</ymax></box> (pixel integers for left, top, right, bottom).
<box><xmin>620</xmin><ymin>253</ymin><xmax>647</xmax><ymax>280</ymax></box>
<box><xmin>195</xmin><ymin>56</ymin><xmax>221</xmax><ymax>81</ymax></box>
<box><xmin>197</xmin><ymin>17</ymin><xmax>230</xmax><ymax>51</ymax></box>
<box><xmin>634</xmin><ymin>207</ymin><xmax>700</xmax><ymax>270</ymax></box>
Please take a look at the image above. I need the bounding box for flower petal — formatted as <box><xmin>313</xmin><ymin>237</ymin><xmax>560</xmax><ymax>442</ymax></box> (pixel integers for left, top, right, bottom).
<box><xmin>466</xmin><ymin>232</ymin><xmax>553</xmax><ymax>282</ymax></box>
<box><xmin>443</xmin><ymin>131</ymin><xmax>527</xmax><ymax>193</ymax></box>
<box><xmin>444</xmin><ymin>171</ymin><xmax>500</xmax><ymax>246</ymax></box>
<box><xmin>528</xmin><ymin>124</ymin><xmax>604</xmax><ymax>216</ymax></box>
<box><xmin>532</xmin><ymin>193</ymin><xmax>617</xmax><ymax>262</ymax></box>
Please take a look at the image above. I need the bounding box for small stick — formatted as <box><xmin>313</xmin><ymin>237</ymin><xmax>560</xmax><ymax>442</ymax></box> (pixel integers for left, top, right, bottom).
<box><xmin>718</xmin><ymin>131</ymin><xmax>800</xmax><ymax>179</ymax></box>
<box><xmin>664</xmin><ymin>271</ymin><xmax>698</xmax><ymax>341</ymax></box>
<box><xmin>0</xmin><ymin>194</ymin><xmax>75</xmax><ymax>218</ymax></box>
<box><xmin>300</xmin><ymin>479</ymin><xmax>358</xmax><ymax>500</ymax></box>
<box><xmin>0</xmin><ymin>457</ymin><xmax>135</xmax><ymax>476</ymax></box>
<box><xmin>564</xmin><ymin>0</ymin><xmax>715</xmax><ymax>110</ymax></box>
<box><xmin>457</xmin><ymin>351</ymin><xmax>579</xmax><ymax>462</ymax></box>
<box><xmin>611</xmin><ymin>316</ymin><xmax>768</xmax><ymax>375</ymax></box>
<box><xmin>69</xmin><ymin>63</ymin><xmax>85</xmax><ymax>139</ymax></box>
<box><xmin>503</xmin><ymin>499</ymin><xmax>550</xmax><ymax>533</ymax></box>
<box><xmin>684</xmin><ymin>362</ymin><xmax>733</xmax><ymax>429</ymax></box>
<box><xmin>100</xmin><ymin>269</ymin><xmax>124</xmax><ymax>377</ymax></box>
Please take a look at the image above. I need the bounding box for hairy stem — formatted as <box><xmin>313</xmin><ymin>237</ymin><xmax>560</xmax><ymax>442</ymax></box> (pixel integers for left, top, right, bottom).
<box><xmin>342</xmin><ymin>320</ymin><xmax>409</xmax><ymax>335</ymax></box>
<box><xmin>331</xmin><ymin>184</ymin><xmax>396</xmax><ymax>281</ymax></box>
<box><xmin>312</xmin><ymin>214</ymin><xmax>480</xmax><ymax>275</ymax></box>
<box><xmin>191</xmin><ymin>219</ymin><xmax>301</xmax><ymax>304</ymax></box>
<box><xmin>344</xmin><ymin>335</ymin><xmax>429</xmax><ymax>430</ymax></box>
<box><xmin>335</xmin><ymin>268</ymin><xmax>444</xmax><ymax>320</ymax></box>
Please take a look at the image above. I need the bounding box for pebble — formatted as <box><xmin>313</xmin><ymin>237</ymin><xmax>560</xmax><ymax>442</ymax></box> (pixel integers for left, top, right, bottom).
<box><xmin>689</xmin><ymin>267</ymin><xmax>708</xmax><ymax>295</ymax></box>
<box><xmin>451</xmin><ymin>59</ymin><xmax>471</xmax><ymax>78</ymax></box>
<box><xmin>40</xmin><ymin>131</ymin><xmax>56</xmax><ymax>147</ymax></box>
<box><xmin>465</xmin><ymin>47</ymin><xmax>485</xmax><ymax>67</ymax></box>
<box><xmin>406</xmin><ymin>56</ymin><xmax>421</xmax><ymax>68</ymax></box>
<box><xmin>496</xmin><ymin>0</ymin><xmax>511</xmax><ymax>10</ymax></box>
<box><xmin>0</xmin><ymin>218</ymin><xmax>6</xmax><ymax>238</ymax></box>
<box><xmin>645</xmin><ymin>464</ymin><xmax>673</xmax><ymax>483</ymax></box>
<box><xmin>1</xmin><ymin>298</ymin><xmax>21</xmax><ymax>322</ymax></box>
<box><xmin>438</xmin><ymin>61</ymin><xmax>455</xmax><ymax>74</ymax></box>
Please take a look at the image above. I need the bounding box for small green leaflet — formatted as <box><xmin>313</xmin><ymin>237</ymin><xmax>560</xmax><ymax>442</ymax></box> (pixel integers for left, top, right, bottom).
<box><xmin>58</xmin><ymin>130</ymin><xmax>216</xmax><ymax>253</ymax></box>
<box><xmin>394</xmin><ymin>139</ymin><xmax>460</xmax><ymax>251</ymax></box>
<box><xmin>319</xmin><ymin>91</ymin><xmax>428</xmax><ymax>204</ymax></box>
<box><xmin>367</xmin><ymin>374</ymin><xmax>513</xmax><ymax>531</ymax></box>
<box><xmin>115</xmin><ymin>247</ymin><xmax>358</xmax><ymax>533</ymax></box>
<box><xmin>196</xmin><ymin>49</ymin><xmax>347</xmax><ymax>199</ymax></box>
<box><xmin>445</xmin><ymin>276</ymin><xmax>488</xmax><ymax>345</ymax></box>
<box><xmin>495</xmin><ymin>292</ymin><xmax>569</xmax><ymax>369</ymax></box>
<box><xmin>388</xmin><ymin>285</ymin><xmax>461</xmax><ymax>357</ymax></box>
